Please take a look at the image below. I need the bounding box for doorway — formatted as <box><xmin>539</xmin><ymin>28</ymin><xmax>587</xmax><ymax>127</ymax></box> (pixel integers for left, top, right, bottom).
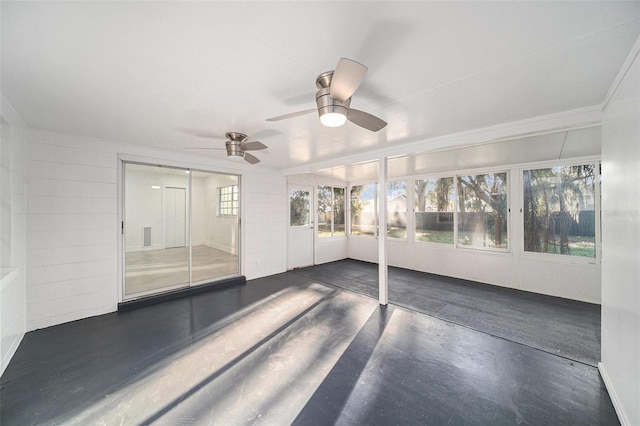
<box><xmin>164</xmin><ymin>187</ymin><xmax>186</xmax><ymax>248</ymax></box>
<box><xmin>122</xmin><ymin>162</ymin><xmax>240</xmax><ymax>299</ymax></box>
<box><xmin>287</xmin><ymin>184</ymin><xmax>314</xmax><ymax>269</ymax></box>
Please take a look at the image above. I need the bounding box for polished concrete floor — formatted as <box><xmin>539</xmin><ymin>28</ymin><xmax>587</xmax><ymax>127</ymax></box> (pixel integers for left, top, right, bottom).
<box><xmin>125</xmin><ymin>245</ymin><xmax>238</xmax><ymax>295</ymax></box>
<box><xmin>1</xmin><ymin>261</ymin><xmax>617</xmax><ymax>425</ymax></box>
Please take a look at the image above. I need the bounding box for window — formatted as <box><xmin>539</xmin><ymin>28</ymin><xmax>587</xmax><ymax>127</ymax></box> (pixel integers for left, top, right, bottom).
<box><xmin>387</xmin><ymin>181</ymin><xmax>407</xmax><ymax>239</ymax></box>
<box><xmin>289</xmin><ymin>189</ymin><xmax>310</xmax><ymax>226</ymax></box>
<box><xmin>350</xmin><ymin>184</ymin><xmax>376</xmax><ymax>236</ymax></box>
<box><xmin>457</xmin><ymin>172</ymin><xmax>508</xmax><ymax>249</ymax></box>
<box><xmin>414</xmin><ymin>177</ymin><xmax>454</xmax><ymax>244</ymax></box>
<box><xmin>523</xmin><ymin>164</ymin><xmax>596</xmax><ymax>258</ymax></box>
<box><xmin>218</xmin><ymin>185</ymin><xmax>238</xmax><ymax>216</ymax></box>
<box><xmin>317</xmin><ymin>186</ymin><xmax>346</xmax><ymax>238</ymax></box>
<box><xmin>333</xmin><ymin>187</ymin><xmax>346</xmax><ymax>236</ymax></box>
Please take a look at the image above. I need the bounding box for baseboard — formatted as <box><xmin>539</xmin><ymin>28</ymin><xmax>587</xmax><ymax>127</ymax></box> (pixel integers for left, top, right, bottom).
<box><xmin>117</xmin><ymin>276</ymin><xmax>246</xmax><ymax>312</ymax></box>
<box><xmin>598</xmin><ymin>362</ymin><xmax>628</xmax><ymax>426</ymax></box>
<box><xmin>1</xmin><ymin>330</ymin><xmax>25</xmax><ymax>376</ymax></box>
<box><xmin>125</xmin><ymin>244</ymin><xmax>163</xmax><ymax>253</ymax></box>
<box><xmin>203</xmin><ymin>240</ymin><xmax>237</xmax><ymax>255</ymax></box>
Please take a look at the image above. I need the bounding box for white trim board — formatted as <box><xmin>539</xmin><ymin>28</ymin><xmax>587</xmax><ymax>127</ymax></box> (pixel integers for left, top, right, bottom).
<box><xmin>601</xmin><ymin>34</ymin><xmax>640</xmax><ymax>111</ymax></box>
<box><xmin>599</xmin><ymin>362</ymin><xmax>629</xmax><ymax>426</ymax></box>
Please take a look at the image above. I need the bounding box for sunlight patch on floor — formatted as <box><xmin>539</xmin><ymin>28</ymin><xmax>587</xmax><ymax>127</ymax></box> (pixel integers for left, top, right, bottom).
<box><xmin>59</xmin><ymin>284</ymin><xmax>377</xmax><ymax>425</ymax></box>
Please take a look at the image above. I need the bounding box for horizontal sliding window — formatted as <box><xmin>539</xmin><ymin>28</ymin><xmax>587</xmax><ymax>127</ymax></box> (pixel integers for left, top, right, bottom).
<box><xmin>415</xmin><ymin>177</ymin><xmax>454</xmax><ymax>244</ymax></box>
<box><xmin>350</xmin><ymin>184</ymin><xmax>376</xmax><ymax>236</ymax></box>
<box><xmin>457</xmin><ymin>172</ymin><xmax>508</xmax><ymax>249</ymax></box>
<box><xmin>387</xmin><ymin>181</ymin><xmax>407</xmax><ymax>239</ymax></box>
<box><xmin>523</xmin><ymin>164</ymin><xmax>595</xmax><ymax>258</ymax></box>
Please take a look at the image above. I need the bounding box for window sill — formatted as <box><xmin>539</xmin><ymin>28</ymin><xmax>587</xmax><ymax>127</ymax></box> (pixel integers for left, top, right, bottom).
<box><xmin>317</xmin><ymin>236</ymin><xmax>347</xmax><ymax>241</ymax></box>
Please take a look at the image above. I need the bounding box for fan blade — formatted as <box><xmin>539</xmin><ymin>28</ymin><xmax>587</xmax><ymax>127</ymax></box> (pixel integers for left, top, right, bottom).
<box><xmin>243</xmin><ymin>152</ymin><xmax>260</xmax><ymax>164</ymax></box>
<box><xmin>241</xmin><ymin>141</ymin><xmax>267</xmax><ymax>151</ymax></box>
<box><xmin>348</xmin><ymin>109</ymin><xmax>387</xmax><ymax>132</ymax></box>
<box><xmin>330</xmin><ymin>58</ymin><xmax>368</xmax><ymax>102</ymax></box>
<box><xmin>266</xmin><ymin>109</ymin><xmax>316</xmax><ymax>122</ymax></box>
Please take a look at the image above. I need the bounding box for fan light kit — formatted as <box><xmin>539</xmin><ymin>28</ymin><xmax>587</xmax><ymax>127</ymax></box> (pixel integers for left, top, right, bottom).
<box><xmin>267</xmin><ymin>58</ymin><xmax>387</xmax><ymax>132</ymax></box>
<box><xmin>184</xmin><ymin>132</ymin><xmax>267</xmax><ymax>164</ymax></box>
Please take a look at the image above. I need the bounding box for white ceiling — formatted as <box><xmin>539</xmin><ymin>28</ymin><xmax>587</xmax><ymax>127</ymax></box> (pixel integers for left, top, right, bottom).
<box><xmin>2</xmin><ymin>2</ymin><xmax>639</xmax><ymax>175</ymax></box>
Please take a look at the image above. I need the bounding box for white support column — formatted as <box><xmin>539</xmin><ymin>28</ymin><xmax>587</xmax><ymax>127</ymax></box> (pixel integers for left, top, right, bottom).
<box><xmin>378</xmin><ymin>157</ymin><xmax>388</xmax><ymax>305</ymax></box>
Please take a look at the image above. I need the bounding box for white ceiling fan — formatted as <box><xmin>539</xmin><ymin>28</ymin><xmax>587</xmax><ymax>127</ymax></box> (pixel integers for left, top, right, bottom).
<box><xmin>266</xmin><ymin>58</ymin><xmax>387</xmax><ymax>132</ymax></box>
<box><xmin>185</xmin><ymin>132</ymin><xmax>267</xmax><ymax>164</ymax></box>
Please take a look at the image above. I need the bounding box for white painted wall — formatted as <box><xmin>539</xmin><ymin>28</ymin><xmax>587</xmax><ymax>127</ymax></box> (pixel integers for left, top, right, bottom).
<box><xmin>25</xmin><ymin>128</ymin><xmax>287</xmax><ymax>331</ymax></box>
<box><xmin>243</xmin><ymin>172</ymin><xmax>287</xmax><ymax>278</ymax></box>
<box><xmin>600</xmin><ymin>40</ymin><xmax>640</xmax><ymax>426</ymax></box>
<box><xmin>0</xmin><ymin>99</ymin><xmax>27</xmax><ymax>375</ymax></box>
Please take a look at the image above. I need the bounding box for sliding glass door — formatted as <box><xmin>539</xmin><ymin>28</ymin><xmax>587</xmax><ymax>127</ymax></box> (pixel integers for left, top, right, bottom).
<box><xmin>123</xmin><ymin>163</ymin><xmax>240</xmax><ymax>299</ymax></box>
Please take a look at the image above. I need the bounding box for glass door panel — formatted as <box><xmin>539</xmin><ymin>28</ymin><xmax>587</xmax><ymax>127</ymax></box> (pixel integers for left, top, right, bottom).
<box><xmin>124</xmin><ymin>164</ymin><xmax>190</xmax><ymax>296</ymax></box>
<box><xmin>287</xmin><ymin>186</ymin><xmax>314</xmax><ymax>268</ymax></box>
<box><xmin>191</xmin><ymin>171</ymin><xmax>240</xmax><ymax>284</ymax></box>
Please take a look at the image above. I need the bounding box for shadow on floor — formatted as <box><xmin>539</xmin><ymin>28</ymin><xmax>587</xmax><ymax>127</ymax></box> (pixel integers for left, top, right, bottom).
<box><xmin>293</xmin><ymin>305</ymin><xmax>393</xmax><ymax>425</ymax></box>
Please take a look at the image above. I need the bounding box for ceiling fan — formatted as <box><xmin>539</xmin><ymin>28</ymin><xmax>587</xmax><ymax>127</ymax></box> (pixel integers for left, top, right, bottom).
<box><xmin>184</xmin><ymin>132</ymin><xmax>267</xmax><ymax>164</ymax></box>
<box><xmin>266</xmin><ymin>58</ymin><xmax>387</xmax><ymax>132</ymax></box>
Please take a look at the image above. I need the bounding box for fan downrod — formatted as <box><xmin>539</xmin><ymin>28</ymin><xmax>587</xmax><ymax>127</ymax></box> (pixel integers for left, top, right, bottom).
<box><xmin>225</xmin><ymin>132</ymin><xmax>248</xmax><ymax>142</ymax></box>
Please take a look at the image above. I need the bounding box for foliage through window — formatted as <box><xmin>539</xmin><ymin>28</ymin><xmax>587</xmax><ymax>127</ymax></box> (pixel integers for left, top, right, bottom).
<box><xmin>457</xmin><ymin>172</ymin><xmax>508</xmax><ymax>249</ymax></box>
<box><xmin>523</xmin><ymin>164</ymin><xmax>596</xmax><ymax>257</ymax></box>
<box><xmin>387</xmin><ymin>181</ymin><xmax>407</xmax><ymax>239</ymax></box>
<box><xmin>415</xmin><ymin>177</ymin><xmax>454</xmax><ymax>244</ymax></box>
<box><xmin>289</xmin><ymin>189</ymin><xmax>310</xmax><ymax>227</ymax></box>
<box><xmin>317</xmin><ymin>186</ymin><xmax>346</xmax><ymax>238</ymax></box>
<box><xmin>218</xmin><ymin>185</ymin><xmax>238</xmax><ymax>216</ymax></box>
<box><xmin>350</xmin><ymin>184</ymin><xmax>376</xmax><ymax>236</ymax></box>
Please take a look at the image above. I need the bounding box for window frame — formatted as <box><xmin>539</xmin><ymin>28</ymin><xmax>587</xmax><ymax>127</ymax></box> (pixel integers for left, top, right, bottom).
<box><xmin>317</xmin><ymin>185</ymin><xmax>347</xmax><ymax>239</ymax></box>
<box><xmin>386</xmin><ymin>179</ymin><xmax>409</xmax><ymax>241</ymax></box>
<box><xmin>455</xmin><ymin>169</ymin><xmax>511</xmax><ymax>253</ymax></box>
<box><xmin>348</xmin><ymin>182</ymin><xmax>378</xmax><ymax>238</ymax></box>
<box><xmin>519</xmin><ymin>158</ymin><xmax>600</xmax><ymax>264</ymax></box>
<box><xmin>413</xmin><ymin>174</ymin><xmax>456</xmax><ymax>246</ymax></box>
<box><xmin>218</xmin><ymin>184</ymin><xmax>239</xmax><ymax>217</ymax></box>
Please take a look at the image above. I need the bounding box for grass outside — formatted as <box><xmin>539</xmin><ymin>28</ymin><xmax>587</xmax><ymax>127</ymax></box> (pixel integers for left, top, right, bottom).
<box><xmin>415</xmin><ymin>229</ymin><xmax>454</xmax><ymax>244</ymax></box>
<box><xmin>528</xmin><ymin>235</ymin><xmax>595</xmax><ymax>258</ymax></box>
<box><xmin>387</xmin><ymin>227</ymin><xmax>406</xmax><ymax>239</ymax></box>
<box><xmin>326</xmin><ymin>226</ymin><xmax>595</xmax><ymax>257</ymax></box>
<box><xmin>457</xmin><ymin>231</ymin><xmax>508</xmax><ymax>249</ymax></box>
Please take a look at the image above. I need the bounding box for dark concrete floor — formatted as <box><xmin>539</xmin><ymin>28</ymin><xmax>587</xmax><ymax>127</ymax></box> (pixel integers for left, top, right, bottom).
<box><xmin>1</xmin><ymin>262</ymin><xmax>617</xmax><ymax>425</ymax></box>
<box><xmin>293</xmin><ymin>259</ymin><xmax>601</xmax><ymax>366</ymax></box>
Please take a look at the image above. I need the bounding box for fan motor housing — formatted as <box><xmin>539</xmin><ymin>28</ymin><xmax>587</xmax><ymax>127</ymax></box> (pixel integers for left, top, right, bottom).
<box><xmin>315</xmin><ymin>87</ymin><xmax>350</xmax><ymax>118</ymax></box>
<box><xmin>225</xmin><ymin>140</ymin><xmax>244</xmax><ymax>157</ymax></box>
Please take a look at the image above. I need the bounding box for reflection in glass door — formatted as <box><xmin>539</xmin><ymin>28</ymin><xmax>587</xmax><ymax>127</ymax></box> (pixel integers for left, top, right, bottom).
<box><xmin>191</xmin><ymin>171</ymin><xmax>239</xmax><ymax>283</ymax></box>
<box><xmin>123</xmin><ymin>163</ymin><xmax>240</xmax><ymax>298</ymax></box>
